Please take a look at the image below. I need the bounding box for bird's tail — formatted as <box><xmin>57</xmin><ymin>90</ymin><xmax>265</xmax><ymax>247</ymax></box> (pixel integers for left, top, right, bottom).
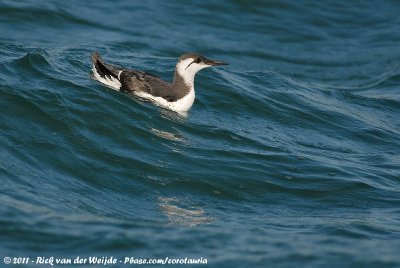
<box><xmin>91</xmin><ymin>51</ymin><xmax>122</xmax><ymax>90</ymax></box>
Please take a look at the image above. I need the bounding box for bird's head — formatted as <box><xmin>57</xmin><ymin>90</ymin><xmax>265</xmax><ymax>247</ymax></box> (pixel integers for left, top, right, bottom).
<box><xmin>175</xmin><ymin>53</ymin><xmax>228</xmax><ymax>85</ymax></box>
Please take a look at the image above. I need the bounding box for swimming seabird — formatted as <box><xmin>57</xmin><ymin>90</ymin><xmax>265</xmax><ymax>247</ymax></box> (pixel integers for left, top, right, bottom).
<box><xmin>91</xmin><ymin>52</ymin><xmax>227</xmax><ymax>112</ymax></box>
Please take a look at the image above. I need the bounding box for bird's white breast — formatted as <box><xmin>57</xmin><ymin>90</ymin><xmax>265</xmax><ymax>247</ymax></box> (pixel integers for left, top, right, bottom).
<box><xmin>168</xmin><ymin>87</ymin><xmax>195</xmax><ymax>112</ymax></box>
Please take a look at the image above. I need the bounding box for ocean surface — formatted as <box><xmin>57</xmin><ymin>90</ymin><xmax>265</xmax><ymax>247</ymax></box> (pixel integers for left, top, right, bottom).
<box><xmin>1</xmin><ymin>1</ymin><xmax>400</xmax><ymax>267</ymax></box>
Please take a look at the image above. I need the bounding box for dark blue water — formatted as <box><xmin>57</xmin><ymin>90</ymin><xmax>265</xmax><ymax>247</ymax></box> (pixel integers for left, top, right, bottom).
<box><xmin>1</xmin><ymin>1</ymin><xmax>400</xmax><ymax>267</ymax></box>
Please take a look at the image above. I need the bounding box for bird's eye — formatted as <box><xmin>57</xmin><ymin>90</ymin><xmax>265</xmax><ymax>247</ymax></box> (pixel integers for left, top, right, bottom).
<box><xmin>196</xmin><ymin>57</ymin><xmax>201</xmax><ymax>63</ymax></box>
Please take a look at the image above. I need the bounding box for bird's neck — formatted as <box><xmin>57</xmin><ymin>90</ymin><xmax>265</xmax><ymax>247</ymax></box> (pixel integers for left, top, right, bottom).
<box><xmin>172</xmin><ymin>69</ymin><xmax>195</xmax><ymax>94</ymax></box>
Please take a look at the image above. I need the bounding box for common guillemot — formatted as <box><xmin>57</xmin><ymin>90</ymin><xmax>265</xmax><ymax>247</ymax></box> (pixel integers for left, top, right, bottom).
<box><xmin>91</xmin><ymin>52</ymin><xmax>227</xmax><ymax>112</ymax></box>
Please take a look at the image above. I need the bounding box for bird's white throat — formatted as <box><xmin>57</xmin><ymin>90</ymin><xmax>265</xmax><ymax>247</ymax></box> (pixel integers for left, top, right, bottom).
<box><xmin>175</xmin><ymin>58</ymin><xmax>208</xmax><ymax>87</ymax></box>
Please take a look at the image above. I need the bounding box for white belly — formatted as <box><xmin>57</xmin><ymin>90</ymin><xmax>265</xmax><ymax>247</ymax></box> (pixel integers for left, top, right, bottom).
<box><xmin>136</xmin><ymin>87</ymin><xmax>195</xmax><ymax>112</ymax></box>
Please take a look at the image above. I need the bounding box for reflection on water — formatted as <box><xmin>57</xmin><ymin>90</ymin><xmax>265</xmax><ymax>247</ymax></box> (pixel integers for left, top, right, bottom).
<box><xmin>158</xmin><ymin>197</ymin><xmax>213</xmax><ymax>226</ymax></box>
<box><xmin>150</xmin><ymin>128</ymin><xmax>187</xmax><ymax>143</ymax></box>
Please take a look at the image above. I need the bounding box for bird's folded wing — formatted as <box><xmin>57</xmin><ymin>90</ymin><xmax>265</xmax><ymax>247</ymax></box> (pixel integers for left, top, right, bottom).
<box><xmin>120</xmin><ymin>70</ymin><xmax>174</xmax><ymax>100</ymax></box>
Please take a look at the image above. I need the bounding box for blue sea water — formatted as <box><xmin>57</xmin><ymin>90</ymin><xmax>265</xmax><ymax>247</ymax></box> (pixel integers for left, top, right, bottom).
<box><xmin>1</xmin><ymin>0</ymin><xmax>400</xmax><ymax>267</ymax></box>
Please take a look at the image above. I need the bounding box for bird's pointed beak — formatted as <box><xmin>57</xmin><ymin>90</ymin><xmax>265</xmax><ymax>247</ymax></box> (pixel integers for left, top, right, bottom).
<box><xmin>209</xmin><ymin>60</ymin><xmax>228</xmax><ymax>66</ymax></box>
<box><xmin>203</xmin><ymin>57</ymin><xmax>228</xmax><ymax>66</ymax></box>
